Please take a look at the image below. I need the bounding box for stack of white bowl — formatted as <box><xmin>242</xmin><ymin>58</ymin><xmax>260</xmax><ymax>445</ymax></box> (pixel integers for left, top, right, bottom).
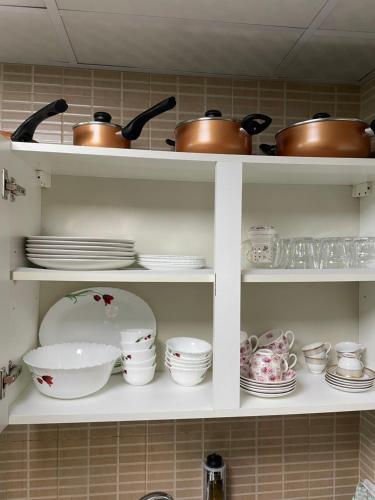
<box><xmin>120</xmin><ymin>329</ymin><xmax>156</xmax><ymax>385</ymax></box>
<box><xmin>165</xmin><ymin>337</ymin><xmax>212</xmax><ymax>386</ymax></box>
<box><xmin>138</xmin><ymin>254</ymin><xmax>206</xmax><ymax>271</ymax></box>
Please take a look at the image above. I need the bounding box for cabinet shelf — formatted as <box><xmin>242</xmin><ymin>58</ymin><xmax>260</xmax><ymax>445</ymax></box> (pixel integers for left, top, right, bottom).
<box><xmin>9</xmin><ymin>369</ymin><xmax>375</xmax><ymax>425</ymax></box>
<box><xmin>11</xmin><ymin>267</ymin><xmax>214</xmax><ymax>283</ymax></box>
<box><xmin>11</xmin><ymin>141</ymin><xmax>375</xmax><ymax>185</ymax></box>
<box><xmin>242</xmin><ymin>268</ymin><xmax>375</xmax><ymax>283</ymax></box>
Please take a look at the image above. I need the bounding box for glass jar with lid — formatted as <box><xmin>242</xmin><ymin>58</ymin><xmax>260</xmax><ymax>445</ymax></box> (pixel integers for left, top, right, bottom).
<box><xmin>242</xmin><ymin>226</ymin><xmax>278</xmax><ymax>269</ymax></box>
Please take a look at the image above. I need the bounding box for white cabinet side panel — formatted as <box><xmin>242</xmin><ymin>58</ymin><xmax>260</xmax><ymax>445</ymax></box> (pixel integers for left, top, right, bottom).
<box><xmin>213</xmin><ymin>161</ymin><xmax>242</xmax><ymax>409</ymax></box>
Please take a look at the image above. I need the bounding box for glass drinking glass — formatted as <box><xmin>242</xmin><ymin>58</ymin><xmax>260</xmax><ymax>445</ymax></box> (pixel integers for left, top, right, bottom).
<box><xmin>353</xmin><ymin>237</ymin><xmax>375</xmax><ymax>268</ymax></box>
<box><xmin>287</xmin><ymin>238</ymin><xmax>315</xmax><ymax>269</ymax></box>
<box><xmin>319</xmin><ymin>237</ymin><xmax>348</xmax><ymax>269</ymax></box>
<box><xmin>272</xmin><ymin>238</ymin><xmax>291</xmax><ymax>268</ymax></box>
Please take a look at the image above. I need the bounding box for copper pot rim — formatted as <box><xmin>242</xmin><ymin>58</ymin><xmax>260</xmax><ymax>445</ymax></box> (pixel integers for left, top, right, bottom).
<box><xmin>176</xmin><ymin>116</ymin><xmax>241</xmax><ymax>129</ymax></box>
<box><xmin>72</xmin><ymin>121</ymin><xmax>121</xmax><ymax>130</ymax></box>
<box><xmin>276</xmin><ymin>117</ymin><xmax>367</xmax><ymax>137</ymax></box>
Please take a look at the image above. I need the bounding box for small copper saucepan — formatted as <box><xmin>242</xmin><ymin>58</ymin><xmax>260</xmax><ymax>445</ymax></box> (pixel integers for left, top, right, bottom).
<box><xmin>0</xmin><ymin>99</ymin><xmax>68</xmax><ymax>142</ymax></box>
<box><xmin>73</xmin><ymin>96</ymin><xmax>176</xmax><ymax>148</ymax></box>
<box><xmin>260</xmin><ymin>113</ymin><xmax>375</xmax><ymax>158</ymax></box>
<box><xmin>166</xmin><ymin>110</ymin><xmax>272</xmax><ymax>154</ymax></box>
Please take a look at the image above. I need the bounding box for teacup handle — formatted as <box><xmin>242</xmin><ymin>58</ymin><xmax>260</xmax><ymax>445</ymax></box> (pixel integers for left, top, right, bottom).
<box><xmin>287</xmin><ymin>353</ymin><xmax>297</xmax><ymax>369</ymax></box>
<box><xmin>280</xmin><ymin>356</ymin><xmax>289</xmax><ymax>373</ymax></box>
<box><xmin>324</xmin><ymin>342</ymin><xmax>331</xmax><ymax>355</ymax></box>
<box><xmin>285</xmin><ymin>330</ymin><xmax>295</xmax><ymax>349</ymax></box>
<box><xmin>248</xmin><ymin>335</ymin><xmax>259</xmax><ymax>352</ymax></box>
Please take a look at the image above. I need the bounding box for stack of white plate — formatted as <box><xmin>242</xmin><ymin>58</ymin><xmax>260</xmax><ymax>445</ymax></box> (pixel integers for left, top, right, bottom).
<box><xmin>240</xmin><ymin>369</ymin><xmax>297</xmax><ymax>398</ymax></box>
<box><xmin>138</xmin><ymin>254</ymin><xmax>206</xmax><ymax>271</ymax></box>
<box><xmin>26</xmin><ymin>236</ymin><xmax>136</xmax><ymax>270</ymax></box>
<box><xmin>325</xmin><ymin>365</ymin><xmax>375</xmax><ymax>392</ymax></box>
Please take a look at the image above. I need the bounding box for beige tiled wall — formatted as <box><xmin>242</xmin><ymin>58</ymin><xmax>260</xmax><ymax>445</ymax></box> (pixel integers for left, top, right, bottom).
<box><xmin>360</xmin><ymin>411</ymin><xmax>375</xmax><ymax>484</ymax></box>
<box><xmin>0</xmin><ymin>413</ymin><xmax>359</xmax><ymax>500</ymax></box>
<box><xmin>0</xmin><ymin>63</ymin><xmax>360</xmax><ymax>152</ymax></box>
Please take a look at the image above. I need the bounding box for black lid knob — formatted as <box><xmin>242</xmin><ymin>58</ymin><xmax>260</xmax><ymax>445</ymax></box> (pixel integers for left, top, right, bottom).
<box><xmin>312</xmin><ymin>112</ymin><xmax>331</xmax><ymax>119</ymax></box>
<box><xmin>206</xmin><ymin>453</ymin><xmax>223</xmax><ymax>468</ymax></box>
<box><xmin>94</xmin><ymin>111</ymin><xmax>112</xmax><ymax>123</ymax></box>
<box><xmin>205</xmin><ymin>110</ymin><xmax>222</xmax><ymax>118</ymax></box>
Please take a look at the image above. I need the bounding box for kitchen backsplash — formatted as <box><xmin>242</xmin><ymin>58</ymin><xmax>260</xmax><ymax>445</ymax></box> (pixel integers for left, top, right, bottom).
<box><xmin>0</xmin><ymin>63</ymin><xmax>361</xmax><ymax>152</ymax></box>
<box><xmin>0</xmin><ymin>413</ymin><xmax>360</xmax><ymax>500</ymax></box>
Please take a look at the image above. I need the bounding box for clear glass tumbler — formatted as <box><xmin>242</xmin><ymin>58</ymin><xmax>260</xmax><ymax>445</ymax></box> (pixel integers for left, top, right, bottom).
<box><xmin>319</xmin><ymin>237</ymin><xmax>348</xmax><ymax>269</ymax></box>
<box><xmin>287</xmin><ymin>238</ymin><xmax>315</xmax><ymax>269</ymax></box>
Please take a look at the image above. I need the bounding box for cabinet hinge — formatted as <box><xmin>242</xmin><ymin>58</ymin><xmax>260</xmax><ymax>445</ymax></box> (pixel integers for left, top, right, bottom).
<box><xmin>1</xmin><ymin>168</ymin><xmax>26</xmax><ymax>202</ymax></box>
<box><xmin>0</xmin><ymin>361</ymin><xmax>22</xmax><ymax>400</ymax></box>
<box><xmin>352</xmin><ymin>182</ymin><xmax>372</xmax><ymax>198</ymax></box>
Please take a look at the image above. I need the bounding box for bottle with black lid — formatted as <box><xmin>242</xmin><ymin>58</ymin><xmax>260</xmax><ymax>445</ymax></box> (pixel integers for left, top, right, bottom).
<box><xmin>203</xmin><ymin>453</ymin><xmax>226</xmax><ymax>500</ymax></box>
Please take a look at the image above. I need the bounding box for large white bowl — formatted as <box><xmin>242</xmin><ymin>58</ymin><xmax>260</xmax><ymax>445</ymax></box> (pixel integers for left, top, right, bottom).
<box><xmin>23</xmin><ymin>343</ymin><xmax>121</xmax><ymax>399</ymax></box>
<box><xmin>166</xmin><ymin>337</ymin><xmax>212</xmax><ymax>359</ymax></box>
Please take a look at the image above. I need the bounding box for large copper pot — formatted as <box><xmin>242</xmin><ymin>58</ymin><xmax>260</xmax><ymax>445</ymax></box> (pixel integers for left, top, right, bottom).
<box><xmin>166</xmin><ymin>110</ymin><xmax>272</xmax><ymax>154</ymax></box>
<box><xmin>73</xmin><ymin>97</ymin><xmax>176</xmax><ymax>148</ymax></box>
<box><xmin>0</xmin><ymin>99</ymin><xmax>67</xmax><ymax>142</ymax></box>
<box><xmin>260</xmin><ymin>113</ymin><xmax>375</xmax><ymax>158</ymax></box>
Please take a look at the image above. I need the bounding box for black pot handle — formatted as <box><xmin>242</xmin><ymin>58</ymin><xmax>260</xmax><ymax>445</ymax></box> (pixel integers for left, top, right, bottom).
<box><xmin>205</xmin><ymin>110</ymin><xmax>222</xmax><ymax>117</ymax></box>
<box><xmin>312</xmin><ymin>112</ymin><xmax>331</xmax><ymax>119</ymax></box>
<box><xmin>259</xmin><ymin>143</ymin><xmax>277</xmax><ymax>156</ymax></box>
<box><xmin>165</xmin><ymin>139</ymin><xmax>175</xmax><ymax>147</ymax></box>
<box><xmin>11</xmin><ymin>99</ymin><xmax>68</xmax><ymax>142</ymax></box>
<box><xmin>122</xmin><ymin>96</ymin><xmax>176</xmax><ymax>141</ymax></box>
<box><xmin>241</xmin><ymin>113</ymin><xmax>272</xmax><ymax>136</ymax></box>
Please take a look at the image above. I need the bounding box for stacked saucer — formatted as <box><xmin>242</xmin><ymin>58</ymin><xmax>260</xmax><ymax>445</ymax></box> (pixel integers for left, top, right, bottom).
<box><xmin>138</xmin><ymin>254</ymin><xmax>205</xmax><ymax>271</ymax></box>
<box><xmin>240</xmin><ymin>369</ymin><xmax>297</xmax><ymax>398</ymax></box>
<box><xmin>26</xmin><ymin>236</ymin><xmax>136</xmax><ymax>270</ymax></box>
<box><xmin>325</xmin><ymin>365</ymin><xmax>375</xmax><ymax>392</ymax></box>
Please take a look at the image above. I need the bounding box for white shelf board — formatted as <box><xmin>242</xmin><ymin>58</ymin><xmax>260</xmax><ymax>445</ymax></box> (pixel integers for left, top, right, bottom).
<box><xmin>239</xmin><ymin>369</ymin><xmax>375</xmax><ymax>416</ymax></box>
<box><xmin>9</xmin><ymin>369</ymin><xmax>375</xmax><ymax>424</ymax></box>
<box><xmin>242</xmin><ymin>268</ymin><xmax>375</xmax><ymax>283</ymax></box>
<box><xmin>243</xmin><ymin>155</ymin><xmax>375</xmax><ymax>185</ymax></box>
<box><xmin>11</xmin><ymin>142</ymin><xmax>375</xmax><ymax>185</ymax></box>
<box><xmin>11</xmin><ymin>267</ymin><xmax>214</xmax><ymax>283</ymax></box>
<box><xmin>10</xmin><ymin>371</ymin><xmax>213</xmax><ymax>424</ymax></box>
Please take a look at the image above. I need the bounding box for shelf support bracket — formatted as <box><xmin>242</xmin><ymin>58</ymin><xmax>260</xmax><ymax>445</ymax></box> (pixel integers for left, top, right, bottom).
<box><xmin>35</xmin><ymin>170</ymin><xmax>51</xmax><ymax>188</ymax></box>
<box><xmin>352</xmin><ymin>182</ymin><xmax>372</xmax><ymax>198</ymax></box>
<box><xmin>213</xmin><ymin>160</ymin><xmax>242</xmax><ymax>410</ymax></box>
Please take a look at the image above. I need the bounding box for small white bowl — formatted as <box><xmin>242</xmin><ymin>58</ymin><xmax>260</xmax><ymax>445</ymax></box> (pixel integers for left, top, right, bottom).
<box><xmin>168</xmin><ymin>366</ymin><xmax>209</xmax><ymax>386</ymax></box>
<box><xmin>120</xmin><ymin>338</ymin><xmax>154</xmax><ymax>351</ymax></box>
<box><xmin>166</xmin><ymin>337</ymin><xmax>212</xmax><ymax>359</ymax></box>
<box><xmin>23</xmin><ymin>343</ymin><xmax>121</xmax><ymax>399</ymax></box>
<box><xmin>165</xmin><ymin>357</ymin><xmax>211</xmax><ymax>370</ymax></box>
<box><xmin>165</xmin><ymin>352</ymin><xmax>211</xmax><ymax>365</ymax></box>
<box><xmin>124</xmin><ymin>355</ymin><xmax>156</xmax><ymax>368</ymax></box>
<box><xmin>122</xmin><ymin>346</ymin><xmax>156</xmax><ymax>362</ymax></box>
<box><xmin>123</xmin><ymin>364</ymin><xmax>156</xmax><ymax>385</ymax></box>
<box><xmin>120</xmin><ymin>328</ymin><xmax>155</xmax><ymax>344</ymax></box>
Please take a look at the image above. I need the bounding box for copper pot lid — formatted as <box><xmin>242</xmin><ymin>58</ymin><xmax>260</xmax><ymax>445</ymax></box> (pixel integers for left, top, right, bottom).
<box><xmin>73</xmin><ymin>111</ymin><xmax>121</xmax><ymax>129</ymax></box>
<box><xmin>176</xmin><ymin>110</ymin><xmax>240</xmax><ymax>129</ymax></box>
<box><xmin>276</xmin><ymin>112</ymin><xmax>367</xmax><ymax>137</ymax></box>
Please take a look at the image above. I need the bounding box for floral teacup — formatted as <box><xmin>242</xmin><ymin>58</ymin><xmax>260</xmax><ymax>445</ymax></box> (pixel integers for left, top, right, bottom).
<box><xmin>258</xmin><ymin>329</ymin><xmax>295</xmax><ymax>354</ymax></box>
<box><xmin>240</xmin><ymin>331</ymin><xmax>259</xmax><ymax>354</ymax></box>
<box><xmin>249</xmin><ymin>349</ymin><xmax>291</xmax><ymax>382</ymax></box>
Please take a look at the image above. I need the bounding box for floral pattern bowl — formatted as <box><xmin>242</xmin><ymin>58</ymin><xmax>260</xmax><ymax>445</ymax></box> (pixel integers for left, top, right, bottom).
<box><xmin>23</xmin><ymin>343</ymin><xmax>120</xmax><ymax>399</ymax></box>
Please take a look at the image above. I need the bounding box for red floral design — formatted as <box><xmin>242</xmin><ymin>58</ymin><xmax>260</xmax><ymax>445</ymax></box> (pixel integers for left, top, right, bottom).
<box><xmin>36</xmin><ymin>374</ymin><xmax>53</xmax><ymax>387</ymax></box>
<box><xmin>103</xmin><ymin>294</ymin><xmax>114</xmax><ymax>306</ymax></box>
<box><xmin>93</xmin><ymin>294</ymin><xmax>101</xmax><ymax>302</ymax></box>
<box><xmin>174</xmin><ymin>352</ymin><xmax>181</xmax><ymax>358</ymax></box>
<box><xmin>266</xmin><ymin>333</ymin><xmax>273</xmax><ymax>339</ymax></box>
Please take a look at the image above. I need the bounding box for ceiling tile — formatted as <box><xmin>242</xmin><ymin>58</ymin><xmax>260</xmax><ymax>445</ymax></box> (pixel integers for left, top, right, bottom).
<box><xmin>320</xmin><ymin>0</ymin><xmax>375</xmax><ymax>33</ymax></box>
<box><xmin>0</xmin><ymin>1</ymin><xmax>44</xmax><ymax>6</ymax></box>
<box><xmin>0</xmin><ymin>9</ymin><xmax>68</xmax><ymax>63</ymax></box>
<box><xmin>58</xmin><ymin>0</ymin><xmax>325</xmax><ymax>28</ymax></box>
<box><xmin>61</xmin><ymin>11</ymin><xmax>302</xmax><ymax>77</ymax></box>
<box><xmin>280</xmin><ymin>32</ymin><xmax>375</xmax><ymax>83</ymax></box>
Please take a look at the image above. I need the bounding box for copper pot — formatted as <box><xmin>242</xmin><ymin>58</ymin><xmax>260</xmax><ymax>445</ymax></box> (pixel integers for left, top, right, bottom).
<box><xmin>166</xmin><ymin>110</ymin><xmax>272</xmax><ymax>154</ymax></box>
<box><xmin>73</xmin><ymin>97</ymin><xmax>176</xmax><ymax>148</ymax></box>
<box><xmin>0</xmin><ymin>99</ymin><xmax>68</xmax><ymax>142</ymax></box>
<box><xmin>260</xmin><ymin>113</ymin><xmax>375</xmax><ymax>158</ymax></box>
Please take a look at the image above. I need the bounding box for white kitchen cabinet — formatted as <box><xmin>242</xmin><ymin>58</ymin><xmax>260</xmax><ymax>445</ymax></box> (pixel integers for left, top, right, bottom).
<box><xmin>2</xmin><ymin>138</ymin><xmax>375</xmax><ymax>426</ymax></box>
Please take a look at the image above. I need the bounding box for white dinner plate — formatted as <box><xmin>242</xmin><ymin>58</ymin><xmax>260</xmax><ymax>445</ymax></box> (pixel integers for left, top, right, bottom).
<box><xmin>39</xmin><ymin>286</ymin><xmax>156</xmax><ymax>349</ymax></box>
<box><xmin>241</xmin><ymin>386</ymin><xmax>296</xmax><ymax>398</ymax></box>
<box><xmin>139</xmin><ymin>254</ymin><xmax>204</xmax><ymax>260</ymax></box>
<box><xmin>326</xmin><ymin>381</ymin><xmax>373</xmax><ymax>393</ymax></box>
<box><xmin>27</xmin><ymin>254</ymin><xmax>135</xmax><ymax>260</ymax></box>
<box><xmin>28</xmin><ymin>236</ymin><xmax>134</xmax><ymax>244</ymax></box>
<box><xmin>26</xmin><ymin>244</ymin><xmax>135</xmax><ymax>251</ymax></box>
<box><xmin>27</xmin><ymin>257</ymin><xmax>135</xmax><ymax>270</ymax></box>
<box><xmin>26</xmin><ymin>248</ymin><xmax>135</xmax><ymax>256</ymax></box>
<box><xmin>27</xmin><ymin>241</ymin><xmax>135</xmax><ymax>249</ymax></box>
<box><xmin>140</xmin><ymin>264</ymin><xmax>204</xmax><ymax>270</ymax></box>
